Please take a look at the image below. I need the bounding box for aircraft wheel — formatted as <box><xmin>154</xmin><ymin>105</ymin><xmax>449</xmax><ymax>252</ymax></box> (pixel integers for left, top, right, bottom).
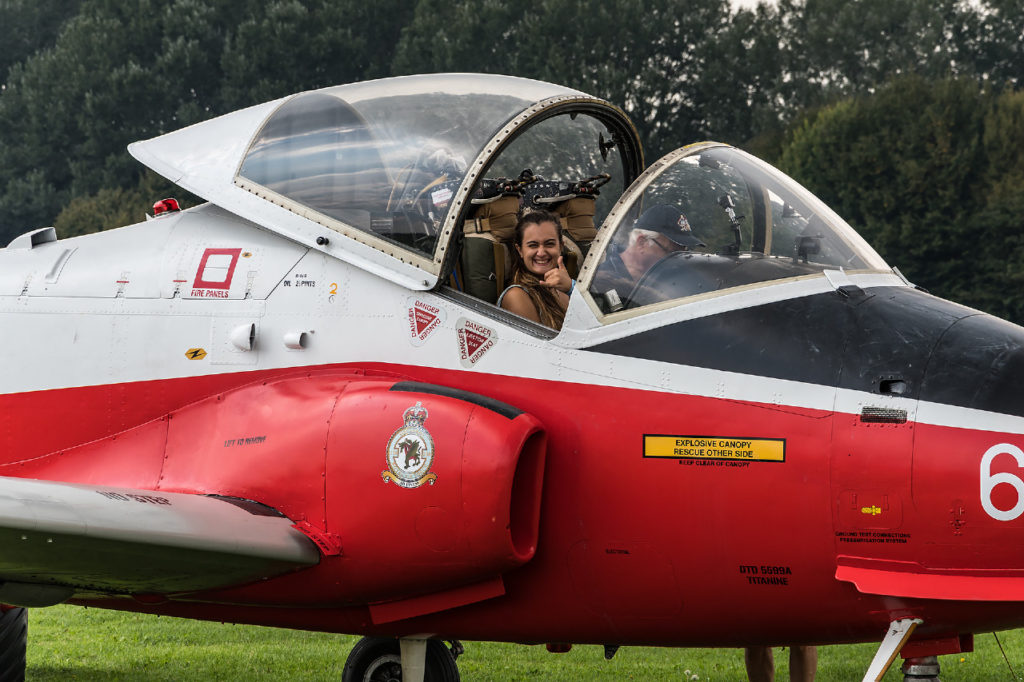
<box><xmin>342</xmin><ymin>637</ymin><xmax>460</xmax><ymax>682</ymax></box>
<box><xmin>0</xmin><ymin>606</ymin><xmax>27</xmax><ymax>682</ymax></box>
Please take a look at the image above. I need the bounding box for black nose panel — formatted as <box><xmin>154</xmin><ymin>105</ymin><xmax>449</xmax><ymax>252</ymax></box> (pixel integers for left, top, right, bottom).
<box><xmin>921</xmin><ymin>313</ymin><xmax>1024</xmax><ymax>418</ymax></box>
<box><xmin>585</xmin><ymin>286</ymin><xmax>974</xmax><ymax>401</ymax></box>
<box><xmin>836</xmin><ymin>287</ymin><xmax>970</xmax><ymax>400</ymax></box>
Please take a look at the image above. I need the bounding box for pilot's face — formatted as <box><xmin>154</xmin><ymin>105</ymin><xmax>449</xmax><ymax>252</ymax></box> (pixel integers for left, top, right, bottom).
<box><xmin>650</xmin><ymin>235</ymin><xmax>685</xmax><ymax>256</ymax></box>
<box><xmin>517</xmin><ymin>221</ymin><xmax>562</xmax><ymax>277</ymax></box>
<box><xmin>635</xmin><ymin>233</ymin><xmax>683</xmax><ymax>271</ymax></box>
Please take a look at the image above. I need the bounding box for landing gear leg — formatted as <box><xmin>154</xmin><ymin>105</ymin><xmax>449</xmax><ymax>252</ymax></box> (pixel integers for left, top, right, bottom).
<box><xmin>342</xmin><ymin>636</ymin><xmax>461</xmax><ymax>682</ymax></box>
<box><xmin>862</xmin><ymin>618</ymin><xmax>923</xmax><ymax>682</ymax></box>
<box><xmin>400</xmin><ymin>638</ymin><xmax>427</xmax><ymax>682</ymax></box>
<box><xmin>0</xmin><ymin>606</ymin><xmax>27</xmax><ymax>682</ymax></box>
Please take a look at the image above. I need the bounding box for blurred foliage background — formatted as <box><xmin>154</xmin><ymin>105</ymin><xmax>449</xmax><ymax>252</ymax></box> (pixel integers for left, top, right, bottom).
<box><xmin>1</xmin><ymin>0</ymin><xmax>1023</xmax><ymax>320</ymax></box>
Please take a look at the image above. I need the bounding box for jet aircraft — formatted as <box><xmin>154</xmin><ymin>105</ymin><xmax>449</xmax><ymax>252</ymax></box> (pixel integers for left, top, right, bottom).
<box><xmin>1</xmin><ymin>73</ymin><xmax>1023</xmax><ymax>682</ymax></box>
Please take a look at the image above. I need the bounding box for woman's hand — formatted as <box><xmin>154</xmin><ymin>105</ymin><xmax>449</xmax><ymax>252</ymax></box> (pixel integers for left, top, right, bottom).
<box><xmin>542</xmin><ymin>256</ymin><xmax>573</xmax><ymax>293</ymax></box>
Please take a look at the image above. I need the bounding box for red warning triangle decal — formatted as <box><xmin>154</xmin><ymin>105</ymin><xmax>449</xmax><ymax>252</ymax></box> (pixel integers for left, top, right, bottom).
<box><xmin>463</xmin><ymin>329</ymin><xmax>486</xmax><ymax>356</ymax></box>
<box><xmin>413</xmin><ymin>308</ymin><xmax>437</xmax><ymax>336</ymax></box>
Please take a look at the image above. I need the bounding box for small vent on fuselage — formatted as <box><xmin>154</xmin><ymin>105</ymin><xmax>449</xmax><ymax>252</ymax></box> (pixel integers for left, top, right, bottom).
<box><xmin>860</xmin><ymin>406</ymin><xmax>908</xmax><ymax>424</ymax></box>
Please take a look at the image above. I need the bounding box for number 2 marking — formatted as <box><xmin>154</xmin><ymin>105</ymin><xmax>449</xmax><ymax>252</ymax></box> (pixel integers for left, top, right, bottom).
<box><xmin>329</xmin><ymin>283</ymin><xmax>338</xmax><ymax>295</ymax></box>
<box><xmin>980</xmin><ymin>443</ymin><xmax>1024</xmax><ymax>521</ymax></box>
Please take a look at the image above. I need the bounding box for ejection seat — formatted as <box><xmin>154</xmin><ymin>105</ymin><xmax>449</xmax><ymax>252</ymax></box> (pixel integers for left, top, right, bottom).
<box><xmin>458</xmin><ymin>192</ymin><xmax>520</xmax><ymax>304</ymax></box>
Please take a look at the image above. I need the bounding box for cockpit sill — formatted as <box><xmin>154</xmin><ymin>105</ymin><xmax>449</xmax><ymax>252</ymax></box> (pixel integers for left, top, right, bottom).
<box><xmin>440</xmin><ymin>266</ymin><xmax>909</xmax><ymax>353</ymax></box>
<box><xmin>559</xmin><ymin>269</ymin><xmax>909</xmax><ymax>350</ymax></box>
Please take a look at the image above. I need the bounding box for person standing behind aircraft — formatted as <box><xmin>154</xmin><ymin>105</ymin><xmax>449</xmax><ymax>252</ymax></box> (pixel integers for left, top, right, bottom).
<box><xmin>499</xmin><ymin>210</ymin><xmax>572</xmax><ymax>330</ymax></box>
<box><xmin>745</xmin><ymin>645</ymin><xmax>817</xmax><ymax>682</ymax></box>
<box><xmin>590</xmin><ymin>203</ymin><xmax>704</xmax><ymax>312</ymax></box>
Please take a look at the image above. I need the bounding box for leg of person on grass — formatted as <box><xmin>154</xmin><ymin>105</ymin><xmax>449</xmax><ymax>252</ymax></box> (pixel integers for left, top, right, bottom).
<box><xmin>745</xmin><ymin>646</ymin><xmax>816</xmax><ymax>682</ymax></box>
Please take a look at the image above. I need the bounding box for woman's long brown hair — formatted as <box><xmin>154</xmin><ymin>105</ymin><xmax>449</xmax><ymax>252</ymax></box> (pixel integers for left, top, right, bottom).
<box><xmin>510</xmin><ymin>210</ymin><xmax>566</xmax><ymax>330</ymax></box>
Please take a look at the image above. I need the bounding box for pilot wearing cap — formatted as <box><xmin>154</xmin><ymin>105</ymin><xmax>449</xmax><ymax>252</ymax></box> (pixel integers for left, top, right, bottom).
<box><xmin>592</xmin><ymin>203</ymin><xmax>704</xmax><ymax>312</ymax></box>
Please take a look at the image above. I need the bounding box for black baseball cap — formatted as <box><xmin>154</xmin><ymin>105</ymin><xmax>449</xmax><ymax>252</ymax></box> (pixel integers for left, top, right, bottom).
<box><xmin>634</xmin><ymin>204</ymin><xmax>705</xmax><ymax>248</ymax></box>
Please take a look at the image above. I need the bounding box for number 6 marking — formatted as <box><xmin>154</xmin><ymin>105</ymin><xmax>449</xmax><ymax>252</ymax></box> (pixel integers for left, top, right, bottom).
<box><xmin>981</xmin><ymin>443</ymin><xmax>1024</xmax><ymax>521</ymax></box>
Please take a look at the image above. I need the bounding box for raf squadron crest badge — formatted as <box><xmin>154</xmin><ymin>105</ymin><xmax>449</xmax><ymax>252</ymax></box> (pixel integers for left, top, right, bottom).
<box><xmin>382</xmin><ymin>401</ymin><xmax>437</xmax><ymax>488</ymax></box>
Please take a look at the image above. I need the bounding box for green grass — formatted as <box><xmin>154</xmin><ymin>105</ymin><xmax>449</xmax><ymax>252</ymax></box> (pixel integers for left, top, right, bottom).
<box><xmin>22</xmin><ymin>605</ymin><xmax>1024</xmax><ymax>680</ymax></box>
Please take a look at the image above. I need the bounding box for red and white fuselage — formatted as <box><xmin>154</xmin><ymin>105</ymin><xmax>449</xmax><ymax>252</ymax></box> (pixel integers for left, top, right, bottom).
<box><xmin>1</xmin><ymin>75</ymin><xmax>1022</xmax><ymax>664</ymax></box>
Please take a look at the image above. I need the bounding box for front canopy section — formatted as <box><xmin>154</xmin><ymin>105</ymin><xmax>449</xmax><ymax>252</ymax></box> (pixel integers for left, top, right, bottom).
<box><xmin>581</xmin><ymin>143</ymin><xmax>891</xmax><ymax>318</ymax></box>
<box><xmin>132</xmin><ymin>74</ymin><xmax>641</xmax><ymax>290</ymax></box>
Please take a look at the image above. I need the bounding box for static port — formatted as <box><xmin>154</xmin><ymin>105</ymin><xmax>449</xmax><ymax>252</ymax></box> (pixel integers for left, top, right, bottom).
<box><xmin>880</xmin><ymin>379</ymin><xmax>908</xmax><ymax>395</ymax></box>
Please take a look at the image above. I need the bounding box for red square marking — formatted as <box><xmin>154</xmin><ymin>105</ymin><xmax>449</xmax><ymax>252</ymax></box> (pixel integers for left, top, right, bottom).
<box><xmin>193</xmin><ymin>248</ymin><xmax>242</xmax><ymax>290</ymax></box>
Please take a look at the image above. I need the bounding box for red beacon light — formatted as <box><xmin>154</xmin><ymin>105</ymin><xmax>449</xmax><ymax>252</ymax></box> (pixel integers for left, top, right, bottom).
<box><xmin>152</xmin><ymin>198</ymin><xmax>181</xmax><ymax>217</ymax></box>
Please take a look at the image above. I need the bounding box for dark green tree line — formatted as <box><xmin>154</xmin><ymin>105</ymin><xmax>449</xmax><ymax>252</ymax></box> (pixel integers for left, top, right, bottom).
<box><xmin>0</xmin><ymin>0</ymin><xmax>85</xmax><ymax>80</ymax></box>
<box><xmin>778</xmin><ymin>76</ymin><xmax>1024</xmax><ymax>322</ymax></box>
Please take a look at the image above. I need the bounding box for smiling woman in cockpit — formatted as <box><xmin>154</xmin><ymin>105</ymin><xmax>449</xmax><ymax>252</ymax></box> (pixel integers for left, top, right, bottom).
<box><xmin>498</xmin><ymin>210</ymin><xmax>573</xmax><ymax>330</ymax></box>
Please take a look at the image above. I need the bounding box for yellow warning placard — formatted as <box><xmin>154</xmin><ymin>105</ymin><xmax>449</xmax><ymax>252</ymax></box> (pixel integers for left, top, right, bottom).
<box><xmin>644</xmin><ymin>435</ymin><xmax>785</xmax><ymax>462</ymax></box>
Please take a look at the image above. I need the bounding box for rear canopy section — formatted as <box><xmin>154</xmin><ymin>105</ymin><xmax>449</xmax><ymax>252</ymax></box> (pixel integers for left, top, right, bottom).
<box><xmin>579</xmin><ymin>143</ymin><xmax>891</xmax><ymax>321</ymax></box>
<box><xmin>130</xmin><ymin>74</ymin><xmax>643</xmax><ymax>290</ymax></box>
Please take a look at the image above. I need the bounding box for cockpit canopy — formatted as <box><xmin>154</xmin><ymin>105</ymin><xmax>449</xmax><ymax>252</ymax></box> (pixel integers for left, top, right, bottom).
<box><xmin>131</xmin><ymin>75</ymin><xmax>889</xmax><ymax>314</ymax></box>
<box><xmin>582</xmin><ymin>144</ymin><xmax>890</xmax><ymax>317</ymax></box>
<box><xmin>184</xmin><ymin>74</ymin><xmax>639</xmax><ymax>284</ymax></box>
